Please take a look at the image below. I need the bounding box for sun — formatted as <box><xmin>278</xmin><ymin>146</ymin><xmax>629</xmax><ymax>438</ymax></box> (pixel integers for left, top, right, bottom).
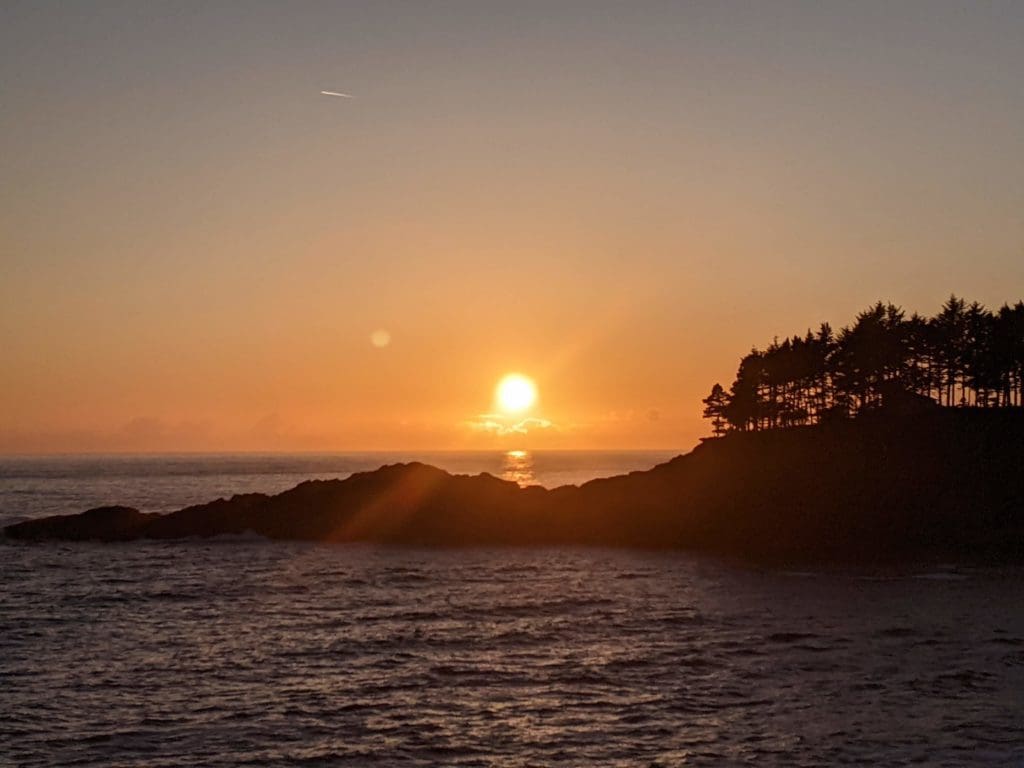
<box><xmin>496</xmin><ymin>373</ymin><xmax>537</xmax><ymax>414</ymax></box>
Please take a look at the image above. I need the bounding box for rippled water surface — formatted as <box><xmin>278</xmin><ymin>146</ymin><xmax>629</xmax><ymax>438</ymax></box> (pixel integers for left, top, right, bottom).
<box><xmin>3</xmin><ymin>454</ymin><xmax>1024</xmax><ymax>765</ymax></box>
<box><xmin>3</xmin><ymin>543</ymin><xmax>1023</xmax><ymax>767</ymax></box>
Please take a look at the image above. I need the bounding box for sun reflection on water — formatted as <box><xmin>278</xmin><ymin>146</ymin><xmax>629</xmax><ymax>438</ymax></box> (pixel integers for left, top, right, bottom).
<box><xmin>501</xmin><ymin>450</ymin><xmax>536</xmax><ymax>487</ymax></box>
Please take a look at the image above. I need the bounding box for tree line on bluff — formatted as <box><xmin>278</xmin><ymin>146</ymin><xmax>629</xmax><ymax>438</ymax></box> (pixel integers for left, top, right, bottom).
<box><xmin>702</xmin><ymin>295</ymin><xmax>1024</xmax><ymax>435</ymax></box>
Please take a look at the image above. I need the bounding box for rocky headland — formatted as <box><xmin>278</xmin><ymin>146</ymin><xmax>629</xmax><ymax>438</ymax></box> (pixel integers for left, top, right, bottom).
<box><xmin>6</xmin><ymin>409</ymin><xmax>1024</xmax><ymax>564</ymax></box>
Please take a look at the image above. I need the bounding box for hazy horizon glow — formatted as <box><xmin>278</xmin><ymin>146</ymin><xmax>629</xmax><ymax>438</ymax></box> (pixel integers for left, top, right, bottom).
<box><xmin>2</xmin><ymin>1</ymin><xmax>1023</xmax><ymax>454</ymax></box>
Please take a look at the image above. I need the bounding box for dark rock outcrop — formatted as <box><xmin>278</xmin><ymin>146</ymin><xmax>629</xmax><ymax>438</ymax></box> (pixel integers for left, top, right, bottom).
<box><xmin>6</xmin><ymin>409</ymin><xmax>1024</xmax><ymax>563</ymax></box>
<box><xmin>8</xmin><ymin>505</ymin><xmax>158</xmax><ymax>542</ymax></box>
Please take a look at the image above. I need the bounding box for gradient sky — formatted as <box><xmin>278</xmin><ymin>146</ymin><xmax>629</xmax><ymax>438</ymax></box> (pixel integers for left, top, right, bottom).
<box><xmin>2</xmin><ymin>1</ymin><xmax>1023</xmax><ymax>452</ymax></box>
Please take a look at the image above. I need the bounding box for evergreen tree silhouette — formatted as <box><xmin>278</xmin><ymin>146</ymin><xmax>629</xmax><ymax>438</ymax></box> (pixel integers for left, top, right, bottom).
<box><xmin>702</xmin><ymin>295</ymin><xmax>1024</xmax><ymax>435</ymax></box>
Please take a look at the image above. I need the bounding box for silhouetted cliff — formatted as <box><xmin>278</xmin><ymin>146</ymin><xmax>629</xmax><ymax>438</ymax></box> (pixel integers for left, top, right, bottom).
<box><xmin>6</xmin><ymin>409</ymin><xmax>1024</xmax><ymax>563</ymax></box>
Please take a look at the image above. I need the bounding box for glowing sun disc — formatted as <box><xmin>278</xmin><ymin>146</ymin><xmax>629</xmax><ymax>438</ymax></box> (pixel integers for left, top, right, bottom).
<box><xmin>496</xmin><ymin>374</ymin><xmax>537</xmax><ymax>413</ymax></box>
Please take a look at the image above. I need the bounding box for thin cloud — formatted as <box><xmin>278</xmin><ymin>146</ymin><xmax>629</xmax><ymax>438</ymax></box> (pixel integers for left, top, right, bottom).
<box><xmin>465</xmin><ymin>414</ymin><xmax>554</xmax><ymax>436</ymax></box>
<box><xmin>507</xmin><ymin>417</ymin><xmax>553</xmax><ymax>435</ymax></box>
<box><xmin>320</xmin><ymin>90</ymin><xmax>354</xmax><ymax>98</ymax></box>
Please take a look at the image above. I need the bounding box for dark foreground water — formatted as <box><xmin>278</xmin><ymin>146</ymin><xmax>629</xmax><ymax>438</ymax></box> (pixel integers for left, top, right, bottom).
<box><xmin>2</xmin><ymin>542</ymin><xmax>1023</xmax><ymax>767</ymax></box>
<box><xmin>2</xmin><ymin>453</ymin><xmax>1023</xmax><ymax>765</ymax></box>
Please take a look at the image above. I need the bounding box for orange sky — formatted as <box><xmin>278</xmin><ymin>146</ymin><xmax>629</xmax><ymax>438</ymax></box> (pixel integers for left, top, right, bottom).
<box><xmin>2</xmin><ymin>2</ymin><xmax>1023</xmax><ymax>453</ymax></box>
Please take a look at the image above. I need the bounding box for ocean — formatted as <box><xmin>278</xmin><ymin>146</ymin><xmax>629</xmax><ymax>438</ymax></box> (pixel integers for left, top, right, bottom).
<box><xmin>2</xmin><ymin>452</ymin><xmax>1023</xmax><ymax>766</ymax></box>
<box><xmin>0</xmin><ymin>450</ymin><xmax>677</xmax><ymax>526</ymax></box>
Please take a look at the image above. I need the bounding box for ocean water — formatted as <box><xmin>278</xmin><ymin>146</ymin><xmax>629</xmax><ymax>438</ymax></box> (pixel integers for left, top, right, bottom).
<box><xmin>2</xmin><ymin>453</ymin><xmax>1024</xmax><ymax>766</ymax></box>
<box><xmin>0</xmin><ymin>450</ymin><xmax>677</xmax><ymax>525</ymax></box>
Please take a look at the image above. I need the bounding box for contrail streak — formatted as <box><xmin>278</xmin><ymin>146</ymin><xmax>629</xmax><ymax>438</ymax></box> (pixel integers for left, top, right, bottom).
<box><xmin>320</xmin><ymin>90</ymin><xmax>354</xmax><ymax>98</ymax></box>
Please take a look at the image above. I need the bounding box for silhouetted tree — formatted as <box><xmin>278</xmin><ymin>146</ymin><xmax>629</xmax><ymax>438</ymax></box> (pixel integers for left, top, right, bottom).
<box><xmin>933</xmin><ymin>295</ymin><xmax>968</xmax><ymax>406</ymax></box>
<box><xmin>702</xmin><ymin>295</ymin><xmax>1024</xmax><ymax>436</ymax></box>
<box><xmin>702</xmin><ymin>384</ymin><xmax>729</xmax><ymax>437</ymax></box>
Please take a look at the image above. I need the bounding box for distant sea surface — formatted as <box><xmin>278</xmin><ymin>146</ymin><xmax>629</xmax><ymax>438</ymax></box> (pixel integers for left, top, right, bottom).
<box><xmin>3</xmin><ymin>452</ymin><xmax>1024</xmax><ymax>766</ymax></box>
<box><xmin>0</xmin><ymin>450</ymin><xmax>677</xmax><ymax>525</ymax></box>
